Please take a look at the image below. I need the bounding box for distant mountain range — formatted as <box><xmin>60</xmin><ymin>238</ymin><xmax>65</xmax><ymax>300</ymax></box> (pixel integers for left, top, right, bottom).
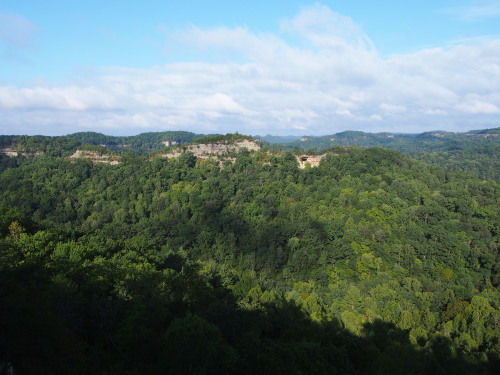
<box><xmin>255</xmin><ymin>128</ymin><xmax>499</xmax><ymax>181</ymax></box>
<box><xmin>2</xmin><ymin>127</ymin><xmax>496</xmax><ymax>155</ymax></box>
<box><xmin>254</xmin><ymin>134</ymin><xmax>302</xmax><ymax>143</ymax></box>
<box><xmin>256</xmin><ymin>127</ymin><xmax>500</xmax><ymax>153</ymax></box>
<box><xmin>1</xmin><ymin>127</ymin><xmax>498</xmax><ymax>181</ymax></box>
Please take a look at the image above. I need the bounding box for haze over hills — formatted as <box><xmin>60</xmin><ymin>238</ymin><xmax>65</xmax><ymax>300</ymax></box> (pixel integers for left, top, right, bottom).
<box><xmin>254</xmin><ymin>134</ymin><xmax>302</xmax><ymax>143</ymax></box>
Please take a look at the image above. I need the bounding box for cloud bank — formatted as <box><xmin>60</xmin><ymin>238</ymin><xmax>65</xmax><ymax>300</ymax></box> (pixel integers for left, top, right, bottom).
<box><xmin>1</xmin><ymin>4</ymin><xmax>499</xmax><ymax>135</ymax></box>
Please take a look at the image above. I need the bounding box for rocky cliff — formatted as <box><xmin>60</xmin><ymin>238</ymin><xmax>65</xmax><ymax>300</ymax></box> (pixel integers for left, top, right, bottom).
<box><xmin>0</xmin><ymin>148</ymin><xmax>41</xmax><ymax>157</ymax></box>
<box><xmin>69</xmin><ymin>150</ymin><xmax>120</xmax><ymax>165</ymax></box>
<box><xmin>295</xmin><ymin>154</ymin><xmax>326</xmax><ymax>169</ymax></box>
<box><xmin>159</xmin><ymin>139</ymin><xmax>261</xmax><ymax>160</ymax></box>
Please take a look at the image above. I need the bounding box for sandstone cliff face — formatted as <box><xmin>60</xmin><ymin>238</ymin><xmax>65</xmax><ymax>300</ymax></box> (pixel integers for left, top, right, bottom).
<box><xmin>158</xmin><ymin>140</ymin><xmax>334</xmax><ymax>170</ymax></box>
<box><xmin>159</xmin><ymin>140</ymin><xmax>261</xmax><ymax>160</ymax></box>
<box><xmin>162</xmin><ymin>140</ymin><xmax>178</xmax><ymax>147</ymax></box>
<box><xmin>295</xmin><ymin>154</ymin><xmax>326</xmax><ymax>169</ymax></box>
<box><xmin>69</xmin><ymin>150</ymin><xmax>120</xmax><ymax>165</ymax></box>
<box><xmin>0</xmin><ymin>148</ymin><xmax>41</xmax><ymax>157</ymax></box>
<box><xmin>0</xmin><ymin>148</ymin><xmax>19</xmax><ymax>157</ymax></box>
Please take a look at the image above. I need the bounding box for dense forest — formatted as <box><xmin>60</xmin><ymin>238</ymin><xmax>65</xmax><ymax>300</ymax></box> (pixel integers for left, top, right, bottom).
<box><xmin>1</xmin><ymin>128</ymin><xmax>498</xmax><ymax>181</ymax></box>
<box><xmin>0</xmin><ymin>132</ymin><xmax>499</xmax><ymax>374</ymax></box>
<box><xmin>0</xmin><ymin>131</ymin><xmax>206</xmax><ymax>157</ymax></box>
<box><xmin>266</xmin><ymin>128</ymin><xmax>500</xmax><ymax>182</ymax></box>
<box><xmin>274</xmin><ymin>128</ymin><xmax>500</xmax><ymax>153</ymax></box>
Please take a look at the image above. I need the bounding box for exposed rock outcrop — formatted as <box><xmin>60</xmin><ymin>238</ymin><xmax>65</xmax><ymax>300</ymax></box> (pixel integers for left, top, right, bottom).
<box><xmin>162</xmin><ymin>140</ymin><xmax>178</xmax><ymax>147</ymax></box>
<box><xmin>159</xmin><ymin>139</ymin><xmax>261</xmax><ymax>161</ymax></box>
<box><xmin>69</xmin><ymin>150</ymin><xmax>120</xmax><ymax>165</ymax></box>
<box><xmin>0</xmin><ymin>148</ymin><xmax>19</xmax><ymax>157</ymax></box>
<box><xmin>0</xmin><ymin>148</ymin><xmax>40</xmax><ymax>157</ymax></box>
<box><xmin>295</xmin><ymin>154</ymin><xmax>326</xmax><ymax>169</ymax></box>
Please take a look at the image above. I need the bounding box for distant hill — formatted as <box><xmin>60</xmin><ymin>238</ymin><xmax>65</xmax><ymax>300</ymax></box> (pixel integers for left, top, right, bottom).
<box><xmin>66</xmin><ymin>131</ymin><xmax>208</xmax><ymax>154</ymax></box>
<box><xmin>1</xmin><ymin>127</ymin><xmax>498</xmax><ymax>180</ymax></box>
<box><xmin>270</xmin><ymin>128</ymin><xmax>499</xmax><ymax>153</ymax></box>
<box><xmin>264</xmin><ymin>127</ymin><xmax>499</xmax><ymax>181</ymax></box>
<box><xmin>0</xmin><ymin>138</ymin><xmax>499</xmax><ymax>374</ymax></box>
<box><xmin>254</xmin><ymin>134</ymin><xmax>301</xmax><ymax>143</ymax></box>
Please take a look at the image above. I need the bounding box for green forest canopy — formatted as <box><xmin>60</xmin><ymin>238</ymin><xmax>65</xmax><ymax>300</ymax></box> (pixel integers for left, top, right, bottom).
<box><xmin>0</xmin><ymin>132</ymin><xmax>499</xmax><ymax>374</ymax></box>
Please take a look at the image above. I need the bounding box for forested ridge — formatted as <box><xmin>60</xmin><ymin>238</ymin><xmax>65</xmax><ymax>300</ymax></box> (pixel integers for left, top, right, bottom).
<box><xmin>0</xmin><ymin>135</ymin><xmax>499</xmax><ymax>374</ymax></box>
<box><xmin>0</xmin><ymin>131</ymin><xmax>206</xmax><ymax>157</ymax></box>
<box><xmin>1</xmin><ymin>127</ymin><xmax>498</xmax><ymax>181</ymax></box>
<box><xmin>266</xmin><ymin>128</ymin><xmax>500</xmax><ymax>182</ymax></box>
<box><xmin>275</xmin><ymin>128</ymin><xmax>500</xmax><ymax>153</ymax></box>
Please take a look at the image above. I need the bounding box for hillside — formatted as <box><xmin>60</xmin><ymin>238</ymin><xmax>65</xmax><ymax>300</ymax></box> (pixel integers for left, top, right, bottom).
<box><xmin>258</xmin><ymin>128</ymin><xmax>500</xmax><ymax>182</ymax></box>
<box><xmin>2</xmin><ymin>127</ymin><xmax>498</xmax><ymax>181</ymax></box>
<box><xmin>150</xmin><ymin>134</ymin><xmax>262</xmax><ymax>169</ymax></box>
<box><xmin>68</xmin><ymin>145</ymin><xmax>121</xmax><ymax>165</ymax></box>
<box><xmin>0</xmin><ymin>131</ymin><xmax>208</xmax><ymax>157</ymax></box>
<box><xmin>0</xmin><ymin>140</ymin><xmax>498</xmax><ymax>374</ymax></box>
<box><xmin>66</xmin><ymin>131</ymin><xmax>207</xmax><ymax>154</ymax></box>
<box><xmin>263</xmin><ymin>128</ymin><xmax>500</xmax><ymax>153</ymax></box>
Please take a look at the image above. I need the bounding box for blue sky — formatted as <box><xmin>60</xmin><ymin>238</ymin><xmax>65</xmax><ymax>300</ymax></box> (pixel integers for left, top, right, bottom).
<box><xmin>1</xmin><ymin>1</ymin><xmax>500</xmax><ymax>135</ymax></box>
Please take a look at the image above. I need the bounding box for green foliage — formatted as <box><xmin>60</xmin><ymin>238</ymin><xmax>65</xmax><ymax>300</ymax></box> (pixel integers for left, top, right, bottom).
<box><xmin>265</xmin><ymin>128</ymin><xmax>500</xmax><ymax>181</ymax></box>
<box><xmin>160</xmin><ymin>313</ymin><xmax>237</xmax><ymax>374</ymax></box>
<box><xmin>0</xmin><ymin>135</ymin><xmax>81</xmax><ymax>157</ymax></box>
<box><xmin>77</xmin><ymin>144</ymin><xmax>117</xmax><ymax>155</ymax></box>
<box><xmin>67</xmin><ymin>130</ymin><xmax>206</xmax><ymax>154</ymax></box>
<box><xmin>0</xmin><ymin>136</ymin><xmax>498</xmax><ymax>374</ymax></box>
<box><xmin>194</xmin><ymin>132</ymin><xmax>257</xmax><ymax>145</ymax></box>
<box><xmin>413</xmin><ymin>144</ymin><xmax>500</xmax><ymax>182</ymax></box>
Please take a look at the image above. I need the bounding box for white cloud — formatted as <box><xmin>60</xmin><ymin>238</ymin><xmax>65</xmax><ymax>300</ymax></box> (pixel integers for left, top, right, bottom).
<box><xmin>0</xmin><ymin>12</ymin><xmax>37</xmax><ymax>48</ymax></box>
<box><xmin>380</xmin><ymin>103</ymin><xmax>406</xmax><ymax>115</ymax></box>
<box><xmin>1</xmin><ymin>4</ymin><xmax>500</xmax><ymax>135</ymax></box>
<box><xmin>421</xmin><ymin>108</ymin><xmax>447</xmax><ymax>115</ymax></box>
<box><xmin>336</xmin><ymin>109</ymin><xmax>352</xmax><ymax>117</ymax></box>
<box><xmin>456</xmin><ymin>93</ymin><xmax>500</xmax><ymax>114</ymax></box>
